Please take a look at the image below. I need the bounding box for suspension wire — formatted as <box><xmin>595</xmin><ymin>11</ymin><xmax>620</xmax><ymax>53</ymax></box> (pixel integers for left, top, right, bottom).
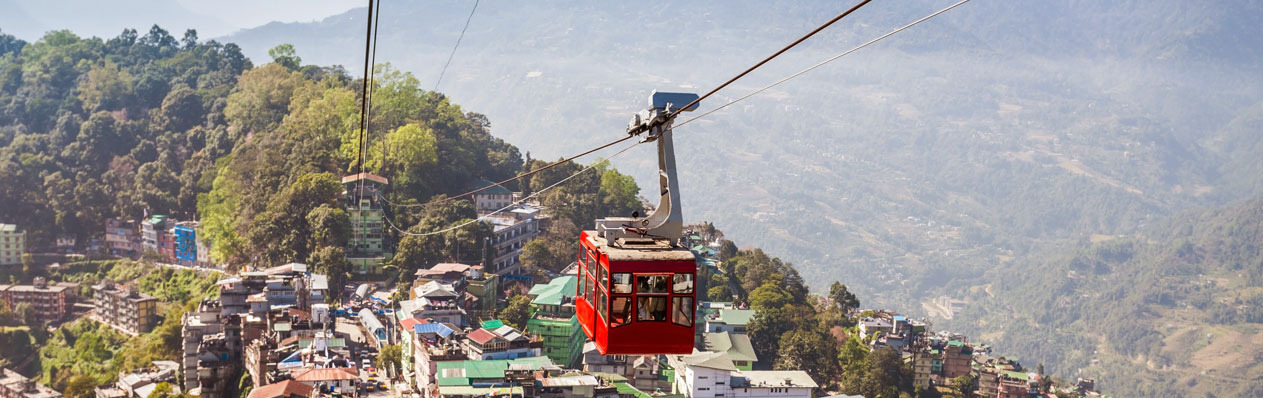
<box><xmin>382</xmin><ymin>141</ymin><xmax>642</xmax><ymax>237</ymax></box>
<box><xmin>381</xmin><ymin>134</ymin><xmax>637</xmax><ymax>208</ymax></box>
<box><xmin>676</xmin><ymin>0</ymin><xmax>973</xmax><ymax>129</ymax></box>
<box><xmin>666</xmin><ymin>0</ymin><xmax>873</xmax><ymax>120</ymax></box>
<box><xmin>434</xmin><ymin>0</ymin><xmax>481</xmax><ymax>91</ymax></box>
<box><xmin>354</xmin><ymin>0</ymin><xmax>376</xmax><ymax>179</ymax></box>
<box><xmin>369</xmin><ymin>0</ymin><xmax>383</xmax><ymax>169</ymax></box>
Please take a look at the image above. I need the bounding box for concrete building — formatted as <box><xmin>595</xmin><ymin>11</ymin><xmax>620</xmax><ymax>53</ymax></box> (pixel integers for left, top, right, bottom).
<box><xmin>92</xmin><ymin>280</ymin><xmax>159</xmax><ymax>334</ymax></box>
<box><xmin>669</xmin><ymin>352</ymin><xmax>815</xmax><ymax>398</ymax></box>
<box><xmin>343</xmin><ymin>173</ymin><xmax>390</xmax><ymax>275</ymax></box>
<box><xmin>405</xmin><ymin>321</ymin><xmax>465</xmax><ymax>396</ymax></box>
<box><xmin>174</xmin><ymin>221</ymin><xmax>206</xmax><ymax>266</ymax></box>
<box><xmin>470</xmin><ymin>179</ymin><xmax>515</xmax><ymax>214</ymax></box>
<box><xmin>141</xmin><ymin>215</ymin><xmax>177</xmax><ymax>259</ymax></box>
<box><xmin>703</xmin><ymin>309</ymin><xmax>754</xmax><ymax>334</ymax></box>
<box><xmin>0</xmin><ymin>278</ymin><xmax>73</xmax><ymax>324</ymax></box>
<box><xmin>94</xmin><ymin>361</ymin><xmax>181</xmax><ymax>398</ymax></box>
<box><xmin>0</xmin><ymin>224</ymin><xmax>24</xmax><ymax>266</ymax></box>
<box><xmin>702</xmin><ymin>332</ymin><xmax>758</xmax><ymax>370</ymax></box>
<box><xmin>486</xmin><ymin>206</ymin><xmax>541</xmax><ymax>275</ymax></box>
<box><xmin>432</xmin><ymin>357</ymin><xmax>558</xmax><ymax>398</ymax></box>
<box><xmin>401</xmin><ymin>281</ymin><xmax>466</xmax><ymax>326</ymax></box>
<box><xmin>245</xmin><ymin>380</ymin><xmax>313</xmax><ymax>398</ymax></box>
<box><xmin>526</xmin><ymin>275</ymin><xmax>583</xmax><ymax>369</ymax></box>
<box><xmin>942</xmin><ymin>340</ymin><xmax>973</xmax><ymax>379</ymax></box>
<box><xmin>105</xmin><ymin>219</ymin><xmax>140</xmax><ymax>257</ymax></box>
<box><xmin>0</xmin><ymin>368</ymin><xmax>62</xmax><ymax>398</ymax></box>
<box><xmin>463</xmin><ymin>323</ymin><xmax>542</xmax><ymax>360</ymax></box>
<box><xmin>581</xmin><ymin>343</ymin><xmax>670</xmax><ymax>392</ymax></box>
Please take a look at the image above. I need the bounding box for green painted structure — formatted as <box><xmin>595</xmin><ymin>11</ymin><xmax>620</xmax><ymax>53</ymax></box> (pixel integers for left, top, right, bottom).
<box><xmin>342</xmin><ymin>173</ymin><xmax>391</xmax><ymax>274</ymax></box>
<box><xmin>526</xmin><ymin>275</ymin><xmax>584</xmax><ymax>369</ymax></box>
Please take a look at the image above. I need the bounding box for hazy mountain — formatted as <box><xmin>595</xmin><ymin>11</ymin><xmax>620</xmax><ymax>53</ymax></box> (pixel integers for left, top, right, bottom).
<box><xmin>0</xmin><ymin>0</ymin><xmax>355</xmax><ymax>41</ymax></box>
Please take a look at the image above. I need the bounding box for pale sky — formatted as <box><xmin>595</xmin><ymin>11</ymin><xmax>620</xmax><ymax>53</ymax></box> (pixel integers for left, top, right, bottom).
<box><xmin>0</xmin><ymin>0</ymin><xmax>361</xmax><ymax>41</ymax></box>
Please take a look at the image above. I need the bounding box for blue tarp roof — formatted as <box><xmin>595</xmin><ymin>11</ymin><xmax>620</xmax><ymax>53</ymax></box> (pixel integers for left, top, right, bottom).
<box><xmin>414</xmin><ymin>323</ymin><xmax>455</xmax><ymax>337</ymax></box>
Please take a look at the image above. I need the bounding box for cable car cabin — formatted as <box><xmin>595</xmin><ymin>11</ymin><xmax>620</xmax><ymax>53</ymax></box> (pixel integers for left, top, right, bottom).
<box><xmin>575</xmin><ymin>230</ymin><xmax>697</xmax><ymax>355</ymax></box>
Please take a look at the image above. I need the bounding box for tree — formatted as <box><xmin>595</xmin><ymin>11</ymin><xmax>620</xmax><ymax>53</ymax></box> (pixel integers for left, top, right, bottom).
<box><xmin>13</xmin><ymin>302</ymin><xmax>36</xmax><ymax>327</ymax></box>
<box><xmin>377</xmin><ymin>344</ymin><xmax>403</xmax><ymax>378</ymax></box>
<box><xmin>306</xmin><ymin>205</ymin><xmax>350</xmax><ymax>248</ymax></box>
<box><xmin>749</xmin><ymin>281</ymin><xmax>791</xmax><ymax>312</ymax></box>
<box><xmin>747</xmin><ymin>304</ymin><xmax>813</xmax><ymax>365</ymax></box>
<box><xmin>950</xmin><ymin>374</ymin><xmax>977</xmax><ymax>397</ymax></box>
<box><xmin>774</xmin><ymin>327</ymin><xmax>840</xmax><ymax>385</ymax></box>
<box><xmin>309</xmin><ymin>246</ymin><xmax>349</xmax><ymax>304</ymax></box>
<box><xmin>718</xmin><ymin>240</ymin><xmax>738</xmax><ymax>261</ymax></box>
<box><xmin>829</xmin><ymin>281</ymin><xmax>860</xmax><ymax>314</ymax></box>
<box><xmin>64</xmin><ymin>375</ymin><xmax>98</xmax><ymax>398</ymax></box>
<box><xmin>498</xmin><ymin>293</ymin><xmax>533</xmax><ymax>330</ymax></box>
<box><xmin>268</xmin><ymin>44</ymin><xmax>301</xmax><ymax>71</ymax></box>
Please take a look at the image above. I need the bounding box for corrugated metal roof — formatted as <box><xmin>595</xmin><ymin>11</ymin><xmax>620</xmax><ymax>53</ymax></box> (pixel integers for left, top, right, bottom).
<box><xmin>530</xmin><ymin>275</ymin><xmax>576</xmax><ymax>306</ymax></box>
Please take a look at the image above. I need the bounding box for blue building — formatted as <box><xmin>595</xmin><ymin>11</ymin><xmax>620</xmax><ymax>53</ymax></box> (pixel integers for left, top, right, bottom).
<box><xmin>174</xmin><ymin>221</ymin><xmax>199</xmax><ymax>266</ymax></box>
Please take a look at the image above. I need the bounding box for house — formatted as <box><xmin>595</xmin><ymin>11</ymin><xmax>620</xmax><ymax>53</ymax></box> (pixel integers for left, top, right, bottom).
<box><xmin>105</xmin><ymin>219</ymin><xmax>140</xmax><ymax>257</ymax></box>
<box><xmin>527</xmin><ymin>275</ymin><xmax>583</xmax><ymax>368</ymax></box>
<box><xmin>174</xmin><ymin>221</ymin><xmax>206</xmax><ymax>267</ymax></box>
<box><xmin>291</xmin><ymin>367</ymin><xmax>359</xmax><ymax>392</ymax></box>
<box><xmin>246</xmin><ymin>380</ymin><xmax>313</xmax><ymax>398</ymax></box>
<box><xmin>0</xmin><ymin>277</ymin><xmax>73</xmax><ymax>324</ymax></box>
<box><xmin>469</xmin><ymin>179</ymin><xmax>515</xmax><ymax>213</ymax></box>
<box><xmin>463</xmin><ymin>323</ymin><xmax>541</xmax><ymax>360</ymax></box>
<box><xmin>858</xmin><ymin>317</ymin><xmax>893</xmax><ymax>339</ymax></box>
<box><xmin>704</xmin><ymin>309</ymin><xmax>754</xmax><ymax>334</ymax></box>
<box><xmin>581</xmin><ymin>343</ymin><xmax>670</xmax><ymax>393</ymax></box>
<box><xmin>343</xmin><ymin>173</ymin><xmax>390</xmax><ymax>275</ymax></box>
<box><xmin>668</xmin><ymin>352</ymin><xmax>815</xmax><ymax>398</ymax></box>
<box><xmin>141</xmin><ymin>215</ymin><xmax>176</xmax><ymax>259</ymax></box>
<box><xmin>0</xmin><ymin>368</ymin><xmax>62</xmax><ymax>398</ymax></box>
<box><xmin>702</xmin><ymin>332</ymin><xmax>758</xmax><ymax>370</ymax></box>
<box><xmin>0</xmin><ymin>224</ymin><xmax>25</xmax><ymax>266</ymax></box>
<box><xmin>92</xmin><ymin>280</ymin><xmax>159</xmax><ymax>334</ymax></box>
<box><xmin>432</xmin><ymin>357</ymin><xmax>558</xmax><ymax>398</ymax></box>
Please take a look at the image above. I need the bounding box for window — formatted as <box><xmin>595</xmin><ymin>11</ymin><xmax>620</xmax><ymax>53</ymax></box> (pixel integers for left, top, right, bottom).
<box><xmin>637</xmin><ymin>296</ymin><xmax>667</xmax><ymax>321</ymax></box>
<box><xmin>636</xmin><ymin>274</ymin><xmax>669</xmax><ymax>294</ymax></box>
<box><xmin>610</xmin><ymin>297</ymin><xmax>632</xmax><ymax>327</ymax></box>
<box><xmin>612</xmin><ymin>273</ymin><xmax>632</xmax><ymax>294</ymax></box>
<box><xmin>597</xmin><ymin>262</ymin><xmax>607</xmax><ymax>291</ymax></box>
<box><xmin>673</xmin><ymin>273</ymin><xmax>693</xmax><ymax>294</ymax></box>
<box><xmin>673</xmin><ymin>297</ymin><xmax>693</xmax><ymax>327</ymax></box>
<box><xmin>597</xmin><ymin>286</ymin><xmax>607</xmax><ymax>320</ymax></box>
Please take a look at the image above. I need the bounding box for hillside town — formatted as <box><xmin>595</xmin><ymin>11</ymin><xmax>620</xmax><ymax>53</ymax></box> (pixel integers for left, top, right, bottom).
<box><xmin>0</xmin><ymin>173</ymin><xmax>1111</xmax><ymax>398</ymax></box>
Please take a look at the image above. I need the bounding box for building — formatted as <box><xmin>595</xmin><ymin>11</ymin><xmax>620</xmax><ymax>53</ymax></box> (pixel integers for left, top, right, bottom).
<box><xmin>406</xmin><ymin>321</ymin><xmax>466</xmax><ymax>396</ymax></box>
<box><xmin>702</xmin><ymin>332</ymin><xmax>758</xmax><ymax>370</ymax></box>
<box><xmin>245</xmin><ymin>380</ymin><xmax>313</xmax><ymax>398</ymax></box>
<box><xmin>343</xmin><ymin>173</ymin><xmax>390</xmax><ymax>274</ymax></box>
<box><xmin>105</xmin><ymin>219</ymin><xmax>141</xmax><ymax>257</ymax></box>
<box><xmin>0</xmin><ymin>224</ymin><xmax>24</xmax><ymax>266</ymax></box>
<box><xmin>942</xmin><ymin>340</ymin><xmax>973</xmax><ymax>379</ymax></box>
<box><xmin>469</xmin><ymin>179</ymin><xmax>516</xmax><ymax>214</ymax></box>
<box><xmin>0</xmin><ymin>368</ymin><xmax>62</xmax><ymax>398</ymax></box>
<box><xmin>464</xmin><ymin>266</ymin><xmax>499</xmax><ymax>317</ymax></box>
<box><xmin>581</xmin><ymin>343</ymin><xmax>670</xmax><ymax>392</ymax></box>
<box><xmin>141</xmin><ymin>215</ymin><xmax>176</xmax><ymax>259</ymax></box>
<box><xmin>0</xmin><ymin>278</ymin><xmax>73</xmax><ymax>324</ymax></box>
<box><xmin>401</xmin><ymin>281</ymin><xmax>467</xmax><ymax>327</ymax></box>
<box><xmin>486</xmin><ymin>206</ymin><xmax>541</xmax><ymax>275</ymax></box>
<box><xmin>703</xmin><ymin>309</ymin><xmax>754</xmax><ymax>334</ymax></box>
<box><xmin>463</xmin><ymin>323</ymin><xmax>541</xmax><ymax>360</ymax></box>
<box><xmin>174</xmin><ymin>221</ymin><xmax>204</xmax><ymax>266</ymax></box>
<box><xmin>432</xmin><ymin>357</ymin><xmax>558</xmax><ymax>398</ymax></box>
<box><xmin>92</xmin><ymin>279</ymin><xmax>159</xmax><ymax>335</ymax></box>
<box><xmin>94</xmin><ymin>361</ymin><xmax>181</xmax><ymax>398</ymax></box>
<box><xmin>291</xmin><ymin>368</ymin><xmax>360</xmax><ymax>392</ymax></box>
<box><xmin>668</xmin><ymin>352</ymin><xmax>815</xmax><ymax>398</ymax></box>
<box><xmin>527</xmin><ymin>275</ymin><xmax>583</xmax><ymax>368</ymax></box>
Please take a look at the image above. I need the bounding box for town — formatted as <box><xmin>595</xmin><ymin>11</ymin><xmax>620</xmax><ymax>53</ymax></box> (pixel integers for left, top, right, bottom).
<box><xmin>0</xmin><ymin>173</ymin><xmax>1106</xmax><ymax>398</ymax></box>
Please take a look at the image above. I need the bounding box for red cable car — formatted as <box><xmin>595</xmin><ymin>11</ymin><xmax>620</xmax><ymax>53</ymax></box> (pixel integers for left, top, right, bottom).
<box><xmin>575</xmin><ymin>91</ymin><xmax>700</xmax><ymax>355</ymax></box>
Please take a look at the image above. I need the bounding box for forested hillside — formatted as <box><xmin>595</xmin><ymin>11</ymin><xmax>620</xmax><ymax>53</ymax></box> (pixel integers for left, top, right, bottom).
<box><xmin>941</xmin><ymin>197</ymin><xmax>1263</xmax><ymax>397</ymax></box>
<box><xmin>0</xmin><ymin>26</ymin><xmax>645</xmax><ymax>287</ymax></box>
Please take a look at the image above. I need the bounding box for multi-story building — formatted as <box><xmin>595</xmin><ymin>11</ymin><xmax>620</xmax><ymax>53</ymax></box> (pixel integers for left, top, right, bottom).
<box><xmin>581</xmin><ymin>344</ymin><xmax>670</xmax><ymax>392</ymax></box>
<box><xmin>92</xmin><ymin>279</ymin><xmax>159</xmax><ymax>335</ymax></box>
<box><xmin>526</xmin><ymin>275</ymin><xmax>583</xmax><ymax>369</ymax></box>
<box><xmin>0</xmin><ymin>224</ymin><xmax>24</xmax><ymax>266</ymax></box>
<box><xmin>0</xmin><ymin>368</ymin><xmax>63</xmax><ymax>398</ymax></box>
<box><xmin>174</xmin><ymin>221</ymin><xmax>203</xmax><ymax>266</ymax></box>
<box><xmin>343</xmin><ymin>173</ymin><xmax>389</xmax><ymax>274</ymax></box>
<box><xmin>432</xmin><ymin>357</ymin><xmax>558</xmax><ymax>398</ymax></box>
<box><xmin>141</xmin><ymin>215</ymin><xmax>176</xmax><ymax>258</ymax></box>
<box><xmin>463</xmin><ymin>323</ymin><xmax>542</xmax><ymax>360</ymax></box>
<box><xmin>702</xmin><ymin>332</ymin><xmax>758</xmax><ymax>370</ymax></box>
<box><xmin>401</xmin><ymin>281</ymin><xmax>466</xmax><ymax>326</ymax></box>
<box><xmin>406</xmin><ymin>321</ymin><xmax>465</xmax><ymax>396</ymax></box>
<box><xmin>942</xmin><ymin>340</ymin><xmax>973</xmax><ymax>379</ymax></box>
<box><xmin>464</xmin><ymin>266</ymin><xmax>499</xmax><ymax>317</ymax></box>
<box><xmin>703</xmin><ymin>309</ymin><xmax>754</xmax><ymax>334</ymax></box>
<box><xmin>105</xmin><ymin>219</ymin><xmax>140</xmax><ymax>257</ymax></box>
<box><xmin>487</xmin><ymin>206</ymin><xmax>541</xmax><ymax>275</ymax></box>
<box><xmin>0</xmin><ymin>278</ymin><xmax>73</xmax><ymax>324</ymax></box>
<box><xmin>668</xmin><ymin>352</ymin><xmax>816</xmax><ymax>398</ymax></box>
<box><xmin>469</xmin><ymin>179</ymin><xmax>515</xmax><ymax>213</ymax></box>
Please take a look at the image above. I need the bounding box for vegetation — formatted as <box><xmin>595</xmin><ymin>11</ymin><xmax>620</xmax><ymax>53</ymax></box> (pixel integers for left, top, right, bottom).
<box><xmin>497</xmin><ymin>293</ymin><xmax>533</xmax><ymax>330</ymax></box>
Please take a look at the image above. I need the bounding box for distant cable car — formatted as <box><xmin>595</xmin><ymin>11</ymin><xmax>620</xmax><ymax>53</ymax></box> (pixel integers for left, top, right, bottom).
<box><xmin>576</xmin><ymin>91</ymin><xmax>700</xmax><ymax>355</ymax></box>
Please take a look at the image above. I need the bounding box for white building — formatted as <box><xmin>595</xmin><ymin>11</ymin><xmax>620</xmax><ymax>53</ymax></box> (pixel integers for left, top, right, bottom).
<box><xmin>669</xmin><ymin>352</ymin><xmax>816</xmax><ymax>398</ymax></box>
<box><xmin>487</xmin><ymin>206</ymin><xmax>541</xmax><ymax>275</ymax></box>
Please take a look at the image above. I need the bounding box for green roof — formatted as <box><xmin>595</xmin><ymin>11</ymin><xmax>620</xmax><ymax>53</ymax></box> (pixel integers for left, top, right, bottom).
<box><xmin>469</xmin><ymin>179</ymin><xmax>512</xmax><ymax>195</ymax></box>
<box><xmin>703</xmin><ymin>332</ymin><xmax>758</xmax><ymax>362</ymax></box>
<box><xmin>435</xmin><ymin>357</ymin><xmax>557</xmax><ymax>386</ymax></box>
<box><xmin>615</xmin><ymin>382</ymin><xmax>653</xmax><ymax>398</ymax></box>
<box><xmin>298</xmin><ymin>338</ymin><xmax>346</xmax><ymax>349</ymax></box>
<box><xmin>530</xmin><ymin>276</ymin><xmax>576</xmax><ymax>306</ymax></box>
<box><xmin>716</xmin><ymin>309</ymin><xmax>755</xmax><ymax>326</ymax></box>
<box><xmin>482</xmin><ymin>319</ymin><xmax>504</xmax><ymax>330</ymax></box>
<box><xmin>947</xmin><ymin>340</ymin><xmax>965</xmax><ymax>347</ymax></box>
<box><xmin>1002</xmin><ymin>371</ymin><xmax>1029</xmax><ymax>381</ymax></box>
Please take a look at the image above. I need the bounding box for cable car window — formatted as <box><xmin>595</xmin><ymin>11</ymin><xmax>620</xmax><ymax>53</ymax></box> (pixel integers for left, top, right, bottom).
<box><xmin>673</xmin><ymin>273</ymin><xmax>693</xmax><ymax>294</ymax></box>
<box><xmin>637</xmin><ymin>296</ymin><xmax>667</xmax><ymax>321</ymax></box>
<box><xmin>612</xmin><ymin>273</ymin><xmax>632</xmax><ymax>294</ymax></box>
<box><xmin>577</xmin><ymin>272</ymin><xmax>586</xmax><ymax>299</ymax></box>
<box><xmin>636</xmin><ymin>274</ymin><xmax>670</xmax><ymax>294</ymax></box>
<box><xmin>597</xmin><ymin>287</ymin><xmax>607</xmax><ymax>320</ymax></box>
<box><xmin>672</xmin><ymin>297</ymin><xmax>693</xmax><ymax>327</ymax></box>
<box><xmin>610</xmin><ymin>297</ymin><xmax>632</xmax><ymax>327</ymax></box>
<box><xmin>587</xmin><ymin>275</ymin><xmax>596</xmax><ymax>304</ymax></box>
<box><xmin>597</xmin><ymin>262</ymin><xmax>607</xmax><ymax>290</ymax></box>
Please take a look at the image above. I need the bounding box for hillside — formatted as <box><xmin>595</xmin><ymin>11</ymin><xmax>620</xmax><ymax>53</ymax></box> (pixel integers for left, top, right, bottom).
<box><xmin>940</xmin><ymin>197</ymin><xmax>1263</xmax><ymax>397</ymax></box>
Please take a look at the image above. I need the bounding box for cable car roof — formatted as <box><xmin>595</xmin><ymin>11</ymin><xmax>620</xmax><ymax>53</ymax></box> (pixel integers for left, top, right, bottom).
<box><xmin>583</xmin><ymin>232</ymin><xmax>697</xmax><ymax>262</ymax></box>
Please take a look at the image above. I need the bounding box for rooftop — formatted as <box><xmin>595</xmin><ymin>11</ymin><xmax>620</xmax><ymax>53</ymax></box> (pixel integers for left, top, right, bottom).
<box><xmin>737</xmin><ymin>370</ymin><xmax>818</xmax><ymax>389</ymax></box>
<box><xmin>292</xmin><ymin>367</ymin><xmax>359</xmax><ymax>382</ymax></box>
<box><xmin>468</xmin><ymin>179</ymin><xmax>512</xmax><ymax>195</ymax></box>
<box><xmin>342</xmin><ymin>172</ymin><xmax>388</xmax><ymax>185</ymax></box>
<box><xmin>0</xmin><ymin>224</ymin><xmax>16</xmax><ymax>232</ymax></box>
<box><xmin>678</xmin><ymin>351</ymin><xmax>737</xmax><ymax>371</ymax></box>
<box><xmin>247</xmin><ymin>380</ymin><xmax>314</xmax><ymax>398</ymax></box>
<box><xmin>529</xmin><ymin>275</ymin><xmax>576</xmax><ymax>306</ymax></box>
<box><xmin>714</xmin><ymin>309</ymin><xmax>755</xmax><ymax>326</ymax></box>
<box><xmin>703</xmin><ymin>332</ymin><xmax>758</xmax><ymax>363</ymax></box>
<box><xmin>436</xmin><ymin>357</ymin><xmax>556</xmax><ymax>385</ymax></box>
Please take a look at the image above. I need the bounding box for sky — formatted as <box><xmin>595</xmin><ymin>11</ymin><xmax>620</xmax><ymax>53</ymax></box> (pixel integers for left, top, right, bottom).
<box><xmin>0</xmin><ymin>0</ymin><xmax>359</xmax><ymax>41</ymax></box>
